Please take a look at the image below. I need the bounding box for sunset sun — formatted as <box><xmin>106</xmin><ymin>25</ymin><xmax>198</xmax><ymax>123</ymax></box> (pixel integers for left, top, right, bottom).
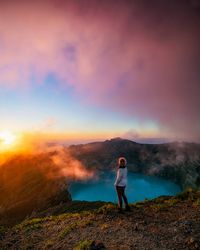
<box><xmin>0</xmin><ymin>130</ymin><xmax>16</xmax><ymax>147</ymax></box>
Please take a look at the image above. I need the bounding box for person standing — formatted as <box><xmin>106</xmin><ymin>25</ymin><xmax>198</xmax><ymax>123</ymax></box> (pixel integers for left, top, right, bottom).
<box><xmin>114</xmin><ymin>157</ymin><xmax>130</xmax><ymax>212</ymax></box>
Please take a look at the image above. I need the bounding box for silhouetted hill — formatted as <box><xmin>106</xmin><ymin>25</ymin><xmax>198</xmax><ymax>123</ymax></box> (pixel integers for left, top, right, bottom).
<box><xmin>0</xmin><ymin>153</ymin><xmax>72</xmax><ymax>226</ymax></box>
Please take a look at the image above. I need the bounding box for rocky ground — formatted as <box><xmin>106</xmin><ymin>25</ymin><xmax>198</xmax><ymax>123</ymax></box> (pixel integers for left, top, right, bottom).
<box><xmin>1</xmin><ymin>189</ymin><xmax>200</xmax><ymax>250</ymax></box>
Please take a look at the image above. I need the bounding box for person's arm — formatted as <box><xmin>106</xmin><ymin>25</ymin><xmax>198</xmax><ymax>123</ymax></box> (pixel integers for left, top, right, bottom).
<box><xmin>114</xmin><ymin>169</ymin><xmax>123</xmax><ymax>186</ymax></box>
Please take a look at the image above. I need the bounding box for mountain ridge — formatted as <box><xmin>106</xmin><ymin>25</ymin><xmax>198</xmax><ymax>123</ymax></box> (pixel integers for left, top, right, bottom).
<box><xmin>68</xmin><ymin>138</ymin><xmax>200</xmax><ymax>190</ymax></box>
<box><xmin>0</xmin><ymin>138</ymin><xmax>200</xmax><ymax>228</ymax></box>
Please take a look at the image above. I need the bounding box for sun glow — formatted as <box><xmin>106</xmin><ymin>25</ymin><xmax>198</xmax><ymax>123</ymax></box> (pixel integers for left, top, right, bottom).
<box><xmin>0</xmin><ymin>130</ymin><xmax>18</xmax><ymax>151</ymax></box>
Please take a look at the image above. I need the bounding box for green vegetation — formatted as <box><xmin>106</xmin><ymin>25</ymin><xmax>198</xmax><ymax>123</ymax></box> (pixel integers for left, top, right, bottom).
<box><xmin>12</xmin><ymin>212</ymin><xmax>95</xmax><ymax>240</ymax></box>
<box><xmin>59</xmin><ymin>222</ymin><xmax>78</xmax><ymax>239</ymax></box>
<box><xmin>95</xmin><ymin>203</ymin><xmax>115</xmax><ymax>214</ymax></box>
<box><xmin>14</xmin><ymin>217</ymin><xmax>52</xmax><ymax>233</ymax></box>
<box><xmin>74</xmin><ymin>240</ymin><xmax>94</xmax><ymax>250</ymax></box>
<box><xmin>150</xmin><ymin>198</ymin><xmax>179</xmax><ymax>211</ymax></box>
<box><xmin>148</xmin><ymin>188</ymin><xmax>200</xmax><ymax>211</ymax></box>
<box><xmin>54</xmin><ymin>212</ymin><xmax>81</xmax><ymax>221</ymax></box>
<box><xmin>59</xmin><ymin>217</ymin><xmax>94</xmax><ymax>239</ymax></box>
<box><xmin>13</xmin><ymin>213</ymin><xmax>82</xmax><ymax>233</ymax></box>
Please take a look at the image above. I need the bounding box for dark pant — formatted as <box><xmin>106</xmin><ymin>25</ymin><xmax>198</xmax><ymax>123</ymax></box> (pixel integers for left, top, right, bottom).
<box><xmin>116</xmin><ymin>186</ymin><xmax>129</xmax><ymax>209</ymax></box>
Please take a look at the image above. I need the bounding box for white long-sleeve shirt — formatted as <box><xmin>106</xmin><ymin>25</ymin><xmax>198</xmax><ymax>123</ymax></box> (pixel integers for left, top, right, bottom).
<box><xmin>114</xmin><ymin>167</ymin><xmax>127</xmax><ymax>186</ymax></box>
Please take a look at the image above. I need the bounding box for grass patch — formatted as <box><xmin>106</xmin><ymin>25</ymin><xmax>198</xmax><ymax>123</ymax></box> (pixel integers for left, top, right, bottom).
<box><xmin>59</xmin><ymin>218</ymin><xmax>94</xmax><ymax>239</ymax></box>
<box><xmin>150</xmin><ymin>197</ymin><xmax>180</xmax><ymax>211</ymax></box>
<box><xmin>74</xmin><ymin>240</ymin><xmax>94</xmax><ymax>250</ymax></box>
<box><xmin>59</xmin><ymin>222</ymin><xmax>78</xmax><ymax>239</ymax></box>
<box><xmin>54</xmin><ymin>212</ymin><xmax>81</xmax><ymax>222</ymax></box>
<box><xmin>13</xmin><ymin>217</ymin><xmax>50</xmax><ymax>233</ymax></box>
<box><xmin>42</xmin><ymin>201</ymin><xmax>109</xmax><ymax>216</ymax></box>
<box><xmin>95</xmin><ymin>204</ymin><xmax>115</xmax><ymax>214</ymax></box>
<box><xmin>14</xmin><ymin>212</ymin><xmax>81</xmax><ymax>232</ymax></box>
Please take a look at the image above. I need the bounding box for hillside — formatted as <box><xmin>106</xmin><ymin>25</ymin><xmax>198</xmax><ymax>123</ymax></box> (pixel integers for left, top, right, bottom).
<box><xmin>0</xmin><ymin>153</ymin><xmax>72</xmax><ymax>226</ymax></box>
<box><xmin>1</xmin><ymin>189</ymin><xmax>200</xmax><ymax>250</ymax></box>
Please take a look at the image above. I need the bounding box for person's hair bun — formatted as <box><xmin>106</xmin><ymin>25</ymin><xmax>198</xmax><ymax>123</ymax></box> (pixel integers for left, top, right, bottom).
<box><xmin>118</xmin><ymin>157</ymin><xmax>127</xmax><ymax>165</ymax></box>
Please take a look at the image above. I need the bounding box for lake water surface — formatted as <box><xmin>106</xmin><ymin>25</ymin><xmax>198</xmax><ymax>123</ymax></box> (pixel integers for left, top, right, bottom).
<box><xmin>70</xmin><ymin>171</ymin><xmax>181</xmax><ymax>203</ymax></box>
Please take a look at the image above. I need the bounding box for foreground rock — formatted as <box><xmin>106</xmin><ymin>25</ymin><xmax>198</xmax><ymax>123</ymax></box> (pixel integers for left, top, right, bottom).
<box><xmin>1</xmin><ymin>189</ymin><xmax>200</xmax><ymax>250</ymax></box>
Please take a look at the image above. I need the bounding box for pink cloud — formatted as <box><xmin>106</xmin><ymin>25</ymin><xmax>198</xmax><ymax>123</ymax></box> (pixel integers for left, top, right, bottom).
<box><xmin>0</xmin><ymin>0</ymin><xmax>200</xmax><ymax>141</ymax></box>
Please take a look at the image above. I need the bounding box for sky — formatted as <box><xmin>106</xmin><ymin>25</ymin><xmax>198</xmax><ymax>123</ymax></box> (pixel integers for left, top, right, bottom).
<box><xmin>0</xmin><ymin>0</ymin><xmax>200</xmax><ymax>144</ymax></box>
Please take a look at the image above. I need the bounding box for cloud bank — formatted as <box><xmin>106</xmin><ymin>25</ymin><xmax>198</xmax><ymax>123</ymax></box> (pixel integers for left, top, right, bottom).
<box><xmin>0</xmin><ymin>0</ymin><xmax>200</xmax><ymax>141</ymax></box>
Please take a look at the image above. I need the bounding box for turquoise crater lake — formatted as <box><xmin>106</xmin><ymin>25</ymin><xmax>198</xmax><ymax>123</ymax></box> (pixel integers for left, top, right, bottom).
<box><xmin>69</xmin><ymin>171</ymin><xmax>181</xmax><ymax>203</ymax></box>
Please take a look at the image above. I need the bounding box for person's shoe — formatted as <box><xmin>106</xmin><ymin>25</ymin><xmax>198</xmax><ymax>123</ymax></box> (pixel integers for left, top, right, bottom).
<box><xmin>125</xmin><ymin>205</ymin><xmax>131</xmax><ymax>212</ymax></box>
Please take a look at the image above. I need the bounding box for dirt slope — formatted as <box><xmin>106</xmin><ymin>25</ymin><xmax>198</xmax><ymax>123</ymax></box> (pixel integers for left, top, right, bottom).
<box><xmin>1</xmin><ymin>190</ymin><xmax>200</xmax><ymax>250</ymax></box>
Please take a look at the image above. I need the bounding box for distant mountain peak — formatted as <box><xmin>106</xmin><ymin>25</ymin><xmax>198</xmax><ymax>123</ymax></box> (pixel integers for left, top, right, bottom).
<box><xmin>109</xmin><ymin>137</ymin><xmax>123</xmax><ymax>141</ymax></box>
<box><xmin>106</xmin><ymin>137</ymin><xmax>138</xmax><ymax>144</ymax></box>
